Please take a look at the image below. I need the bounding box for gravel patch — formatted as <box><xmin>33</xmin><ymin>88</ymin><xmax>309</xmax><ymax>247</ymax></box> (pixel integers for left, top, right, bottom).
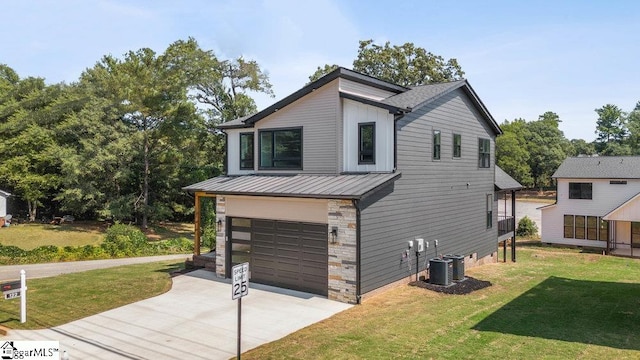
<box><xmin>409</xmin><ymin>276</ymin><xmax>492</xmax><ymax>295</ymax></box>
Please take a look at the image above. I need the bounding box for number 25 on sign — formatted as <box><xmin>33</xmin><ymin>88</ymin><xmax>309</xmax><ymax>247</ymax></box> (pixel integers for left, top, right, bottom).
<box><xmin>232</xmin><ymin>263</ymin><xmax>249</xmax><ymax>300</ymax></box>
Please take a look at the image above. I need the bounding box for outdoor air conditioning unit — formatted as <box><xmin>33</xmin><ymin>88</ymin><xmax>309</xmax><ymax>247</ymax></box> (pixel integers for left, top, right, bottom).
<box><xmin>444</xmin><ymin>254</ymin><xmax>465</xmax><ymax>281</ymax></box>
<box><xmin>429</xmin><ymin>258</ymin><xmax>453</xmax><ymax>286</ymax></box>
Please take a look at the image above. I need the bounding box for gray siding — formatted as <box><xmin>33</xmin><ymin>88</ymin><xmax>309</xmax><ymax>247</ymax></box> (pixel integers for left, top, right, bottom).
<box><xmin>360</xmin><ymin>88</ymin><xmax>498</xmax><ymax>294</ymax></box>
<box><xmin>254</xmin><ymin>79</ymin><xmax>340</xmax><ymax>174</ymax></box>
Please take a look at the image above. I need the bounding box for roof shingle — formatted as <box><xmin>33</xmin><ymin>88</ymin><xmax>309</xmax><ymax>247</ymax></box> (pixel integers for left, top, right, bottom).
<box><xmin>552</xmin><ymin>156</ymin><xmax>640</xmax><ymax>179</ymax></box>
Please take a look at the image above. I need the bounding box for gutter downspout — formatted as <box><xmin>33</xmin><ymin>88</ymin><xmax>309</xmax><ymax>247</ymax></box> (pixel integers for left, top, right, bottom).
<box><xmin>354</xmin><ymin>199</ymin><xmax>362</xmax><ymax>304</ymax></box>
<box><xmin>511</xmin><ymin>189</ymin><xmax>516</xmax><ymax>262</ymax></box>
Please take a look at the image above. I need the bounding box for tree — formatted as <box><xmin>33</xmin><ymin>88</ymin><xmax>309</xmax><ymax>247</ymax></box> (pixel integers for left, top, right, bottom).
<box><xmin>595</xmin><ymin>104</ymin><xmax>626</xmax><ymax>152</ymax></box>
<box><xmin>626</xmin><ymin>101</ymin><xmax>640</xmax><ymax>154</ymax></box>
<box><xmin>309</xmin><ymin>40</ymin><xmax>464</xmax><ymax>86</ymax></box>
<box><xmin>568</xmin><ymin>139</ymin><xmax>596</xmax><ymax>156</ymax></box>
<box><xmin>0</xmin><ymin>74</ymin><xmax>65</xmax><ymax>221</ymax></box>
<box><xmin>496</xmin><ymin>119</ymin><xmax>533</xmax><ymax>187</ymax></box>
<box><xmin>526</xmin><ymin>113</ymin><xmax>570</xmax><ymax>189</ymax></box>
<box><xmin>162</xmin><ymin>38</ymin><xmax>275</xmax><ymax>125</ymax></box>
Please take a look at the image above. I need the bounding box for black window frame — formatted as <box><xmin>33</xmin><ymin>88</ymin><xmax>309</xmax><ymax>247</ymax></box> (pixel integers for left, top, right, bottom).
<box><xmin>453</xmin><ymin>133</ymin><xmax>462</xmax><ymax>158</ymax></box>
<box><xmin>258</xmin><ymin>127</ymin><xmax>303</xmax><ymax>170</ymax></box>
<box><xmin>433</xmin><ymin>130</ymin><xmax>441</xmax><ymax>160</ymax></box>
<box><xmin>358</xmin><ymin>122</ymin><xmax>376</xmax><ymax>165</ymax></box>
<box><xmin>239</xmin><ymin>132</ymin><xmax>254</xmax><ymax>170</ymax></box>
<box><xmin>478</xmin><ymin>138</ymin><xmax>490</xmax><ymax>168</ymax></box>
<box><xmin>486</xmin><ymin>194</ymin><xmax>493</xmax><ymax>229</ymax></box>
<box><xmin>574</xmin><ymin>215</ymin><xmax>586</xmax><ymax>239</ymax></box>
<box><xmin>569</xmin><ymin>182</ymin><xmax>592</xmax><ymax>200</ymax></box>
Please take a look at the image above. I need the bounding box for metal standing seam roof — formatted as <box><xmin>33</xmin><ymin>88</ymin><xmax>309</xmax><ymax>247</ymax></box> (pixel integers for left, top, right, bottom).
<box><xmin>182</xmin><ymin>172</ymin><xmax>402</xmax><ymax>200</ymax></box>
<box><xmin>552</xmin><ymin>156</ymin><xmax>640</xmax><ymax>179</ymax></box>
<box><xmin>495</xmin><ymin>166</ymin><xmax>523</xmax><ymax>191</ymax></box>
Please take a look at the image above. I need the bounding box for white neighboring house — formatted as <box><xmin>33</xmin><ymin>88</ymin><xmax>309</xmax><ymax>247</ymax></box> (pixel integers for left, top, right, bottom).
<box><xmin>540</xmin><ymin>156</ymin><xmax>640</xmax><ymax>256</ymax></box>
<box><xmin>0</xmin><ymin>190</ymin><xmax>10</xmax><ymax>218</ymax></box>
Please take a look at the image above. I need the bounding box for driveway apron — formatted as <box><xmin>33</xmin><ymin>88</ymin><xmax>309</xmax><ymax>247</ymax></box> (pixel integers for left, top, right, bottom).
<box><xmin>6</xmin><ymin>270</ymin><xmax>352</xmax><ymax>359</ymax></box>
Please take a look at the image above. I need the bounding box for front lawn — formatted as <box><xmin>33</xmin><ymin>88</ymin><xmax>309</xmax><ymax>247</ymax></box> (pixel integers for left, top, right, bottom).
<box><xmin>0</xmin><ymin>260</ymin><xmax>183</xmax><ymax>329</ymax></box>
<box><xmin>244</xmin><ymin>246</ymin><xmax>640</xmax><ymax>359</ymax></box>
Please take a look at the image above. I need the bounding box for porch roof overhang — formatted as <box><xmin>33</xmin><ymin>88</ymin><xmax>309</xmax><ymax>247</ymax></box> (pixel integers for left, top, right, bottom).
<box><xmin>603</xmin><ymin>192</ymin><xmax>640</xmax><ymax>221</ymax></box>
<box><xmin>183</xmin><ymin>172</ymin><xmax>401</xmax><ymax>200</ymax></box>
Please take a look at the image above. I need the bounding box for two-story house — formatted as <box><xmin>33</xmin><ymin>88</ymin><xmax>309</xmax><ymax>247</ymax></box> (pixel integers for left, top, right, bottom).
<box><xmin>184</xmin><ymin>67</ymin><xmax>504</xmax><ymax>304</ymax></box>
<box><xmin>540</xmin><ymin>156</ymin><xmax>640</xmax><ymax>257</ymax></box>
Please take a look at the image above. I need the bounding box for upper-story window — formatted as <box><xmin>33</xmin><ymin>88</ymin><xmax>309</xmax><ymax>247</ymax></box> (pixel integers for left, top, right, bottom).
<box><xmin>358</xmin><ymin>122</ymin><xmax>375</xmax><ymax>164</ymax></box>
<box><xmin>478</xmin><ymin>138</ymin><xmax>490</xmax><ymax>168</ymax></box>
<box><xmin>453</xmin><ymin>134</ymin><xmax>461</xmax><ymax>158</ymax></box>
<box><xmin>259</xmin><ymin>128</ymin><xmax>302</xmax><ymax>169</ymax></box>
<box><xmin>239</xmin><ymin>133</ymin><xmax>254</xmax><ymax>170</ymax></box>
<box><xmin>433</xmin><ymin>130</ymin><xmax>441</xmax><ymax>160</ymax></box>
<box><xmin>569</xmin><ymin>182</ymin><xmax>592</xmax><ymax>199</ymax></box>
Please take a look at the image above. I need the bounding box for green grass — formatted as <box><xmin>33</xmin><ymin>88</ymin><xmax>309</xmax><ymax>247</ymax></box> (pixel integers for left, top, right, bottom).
<box><xmin>243</xmin><ymin>246</ymin><xmax>640</xmax><ymax>359</ymax></box>
<box><xmin>0</xmin><ymin>260</ymin><xmax>183</xmax><ymax>330</ymax></box>
<box><xmin>0</xmin><ymin>222</ymin><xmax>104</xmax><ymax>250</ymax></box>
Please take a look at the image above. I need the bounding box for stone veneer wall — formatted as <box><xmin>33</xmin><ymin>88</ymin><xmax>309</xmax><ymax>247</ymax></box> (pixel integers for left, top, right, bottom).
<box><xmin>328</xmin><ymin>199</ymin><xmax>358</xmax><ymax>304</ymax></box>
<box><xmin>215</xmin><ymin>195</ymin><xmax>226</xmax><ymax>277</ymax></box>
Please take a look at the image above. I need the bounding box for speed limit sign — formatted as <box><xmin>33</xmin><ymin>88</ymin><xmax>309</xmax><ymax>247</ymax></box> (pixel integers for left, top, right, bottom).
<box><xmin>232</xmin><ymin>262</ymin><xmax>249</xmax><ymax>300</ymax></box>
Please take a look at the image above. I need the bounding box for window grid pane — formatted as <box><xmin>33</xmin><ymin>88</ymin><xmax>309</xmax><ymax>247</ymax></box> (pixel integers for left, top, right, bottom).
<box><xmin>479</xmin><ymin>138</ymin><xmax>490</xmax><ymax>168</ymax></box>
<box><xmin>453</xmin><ymin>134</ymin><xmax>461</xmax><ymax>158</ymax></box>
<box><xmin>564</xmin><ymin>215</ymin><xmax>574</xmax><ymax>238</ymax></box>
<box><xmin>575</xmin><ymin>215</ymin><xmax>586</xmax><ymax>239</ymax></box>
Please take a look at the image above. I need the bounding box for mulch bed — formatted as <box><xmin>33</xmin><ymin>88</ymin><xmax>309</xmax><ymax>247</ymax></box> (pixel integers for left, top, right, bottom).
<box><xmin>409</xmin><ymin>276</ymin><xmax>492</xmax><ymax>295</ymax></box>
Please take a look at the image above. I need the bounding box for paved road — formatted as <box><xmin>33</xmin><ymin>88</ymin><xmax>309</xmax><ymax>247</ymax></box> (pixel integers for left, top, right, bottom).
<box><xmin>0</xmin><ymin>254</ymin><xmax>191</xmax><ymax>281</ymax></box>
<box><xmin>8</xmin><ymin>270</ymin><xmax>351</xmax><ymax>359</ymax></box>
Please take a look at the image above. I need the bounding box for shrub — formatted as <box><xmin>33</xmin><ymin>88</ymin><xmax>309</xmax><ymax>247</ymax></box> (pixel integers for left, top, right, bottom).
<box><xmin>516</xmin><ymin>216</ymin><xmax>538</xmax><ymax>237</ymax></box>
<box><xmin>201</xmin><ymin>225</ymin><xmax>216</xmax><ymax>251</ymax></box>
<box><xmin>102</xmin><ymin>224</ymin><xmax>148</xmax><ymax>256</ymax></box>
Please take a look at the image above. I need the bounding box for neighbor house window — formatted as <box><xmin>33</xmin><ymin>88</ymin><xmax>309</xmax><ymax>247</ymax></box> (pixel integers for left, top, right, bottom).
<box><xmin>610</xmin><ymin>180</ymin><xmax>627</xmax><ymax>185</ymax></box>
<box><xmin>486</xmin><ymin>194</ymin><xmax>493</xmax><ymax>229</ymax></box>
<box><xmin>359</xmin><ymin>122</ymin><xmax>375</xmax><ymax>164</ymax></box>
<box><xmin>478</xmin><ymin>138</ymin><xmax>490</xmax><ymax>168</ymax></box>
<box><xmin>433</xmin><ymin>130</ymin><xmax>441</xmax><ymax>160</ymax></box>
<box><xmin>574</xmin><ymin>215</ymin><xmax>586</xmax><ymax>239</ymax></box>
<box><xmin>569</xmin><ymin>182</ymin><xmax>592</xmax><ymax>199</ymax></box>
<box><xmin>587</xmin><ymin>216</ymin><xmax>598</xmax><ymax>240</ymax></box>
<box><xmin>633</xmin><ymin>222</ymin><xmax>640</xmax><ymax>248</ymax></box>
<box><xmin>599</xmin><ymin>219</ymin><xmax>609</xmax><ymax>241</ymax></box>
<box><xmin>563</xmin><ymin>215</ymin><xmax>574</xmax><ymax>238</ymax></box>
<box><xmin>453</xmin><ymin>133</ymin><xmax>461</xmax><ymax>158</ymax></box>
<box><xmin>239</xmin><ymin>132</ymin><xmax>254</xmax><ymax>170</ymax></box>
<box><xmin>259</xmin><ymin>128</ymin><xmax>302</xmax><ymax>169</ymax></box>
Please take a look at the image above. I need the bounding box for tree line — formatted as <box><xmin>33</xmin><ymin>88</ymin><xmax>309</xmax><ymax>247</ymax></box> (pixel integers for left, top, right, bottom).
<box><xmin>1</xmin><ymin>37</ymin><xmax>637</xmax><ymax>225</ymax></box>
<box><xmin>497</xmin><ymin>102</ymin><xmax>640</xmax><ymax>189</ymax></box>
<box><xmin>0</xmin><ymin>38</ymin><xmax>272</xmax><ymax>226</ymax></box>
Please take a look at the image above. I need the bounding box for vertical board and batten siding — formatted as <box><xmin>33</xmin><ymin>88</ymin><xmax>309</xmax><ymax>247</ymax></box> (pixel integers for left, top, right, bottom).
<box><xmin>226</xmin><ymin>128</ymin><xmax>253</xmax><ymax>175</ymax></box>
<box><xmin>541</xmin><ymin>178</ymin><xmax>640</xmax><ymax>246</ymax></box>
<box><xmin>342</xmin><ymin>99</ymin><xmax>394</xmax><ymax>172</ymax></box>
<box><xmin>359</xmin><ymin>88</ymin><xmax>497</xmax><ymax>294</ymax></box>
<box><xmin>339</xmin><ymin>78</ymin><xmax>397</xmax><ymax>101</ymax></box>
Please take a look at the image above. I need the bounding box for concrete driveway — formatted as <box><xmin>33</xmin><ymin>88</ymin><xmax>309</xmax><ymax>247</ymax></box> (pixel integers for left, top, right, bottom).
<box><xmin>7</xmin><ymin>270</ymin><xmax>352</xmax><ymax>359</ymax></box>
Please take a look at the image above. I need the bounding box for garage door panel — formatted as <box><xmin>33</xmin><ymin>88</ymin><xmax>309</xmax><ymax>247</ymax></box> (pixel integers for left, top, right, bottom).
<box><xmin>244</xmin><ymin>218</ymin><xmax>328</xmax><ymax>296</ymax></box>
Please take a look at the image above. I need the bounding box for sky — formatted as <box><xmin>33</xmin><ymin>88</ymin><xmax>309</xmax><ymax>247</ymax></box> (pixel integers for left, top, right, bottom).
<box><xmin>2</xmin><ymin>0</ymin><xmax>639</xmax><ymax>141</ymax></box>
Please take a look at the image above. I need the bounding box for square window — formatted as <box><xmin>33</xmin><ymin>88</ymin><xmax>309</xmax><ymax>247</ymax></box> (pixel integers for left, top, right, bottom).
<box><xmin>569</xmin><ymin>182</ymin><xmax>592</xmax><ymax>199</ymax></box>
<box><xmin>259</xmin><ymin>128</ymin><xmax>302</xmax><ymax>169</ymax></box>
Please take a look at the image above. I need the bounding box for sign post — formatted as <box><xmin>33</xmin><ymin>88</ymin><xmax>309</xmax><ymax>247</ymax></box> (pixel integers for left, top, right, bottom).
<box><xmin>21</xmin><ymin>270</ymin><xmax>26</xmax><ymax>323</ymax></box>
<box><xmin>1</xmin><ymin>270</ymin><xmax>27</xmax><ymax>323</ymax></box>
<box><xmin>232</xmin><ymin>262</ymin><xmax>249</xmax><ymax>360</ymax></box>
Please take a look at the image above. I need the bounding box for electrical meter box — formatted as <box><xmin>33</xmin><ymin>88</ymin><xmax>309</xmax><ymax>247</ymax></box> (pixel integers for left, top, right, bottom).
<box><xmin>415</xmin><ymin>238</ymin><xmax>424</xmax><ymax>252</ymax></box>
